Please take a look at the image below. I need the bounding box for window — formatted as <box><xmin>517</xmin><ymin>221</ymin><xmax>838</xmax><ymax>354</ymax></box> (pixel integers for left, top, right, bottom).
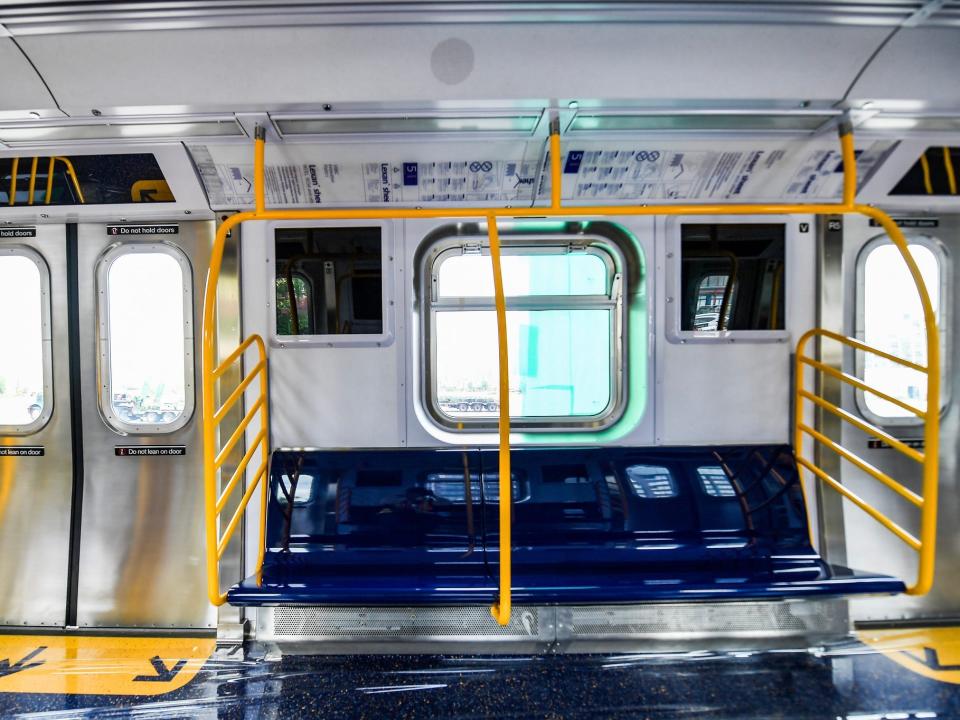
<box><xmin>697</xmin><ymin>466</ymin><xmax>737</xmax><ymax>498</ymax></box>
<box><xmin>856</xmin><ymin>237</ymin><xmax>950</xmax><ymax>423</ymax></box>
<box><xmin>680</xmin><ymin>224</ymin><xmax>785</xmax><ymax>333</ymax></box>
<box><xmin>97</xmin><ymin>243</ymin><xmax>194</xmax><ymax>433</ymax></box>
<box><xmin>890</xmin><ymin>147</ymin><xmax>960</xmax><ymax>196</ymax></box>
<box><xmin>425</xmin><ymin>237</ymin><xmax>625</xmax><ymax>430</ymax></box>
<box><xmin>0</xmin><ymin>247</ymin><xmax>52</xmax><ymax>434</ymax></box>
<box><xmin>0</xmin><ymin>154</ymin><xmax>173</xmax><ymax>206</ymax></box>
<box><xmin>625</xmin><ymin>465</ymin><xmax>677</xmax><ymax>499</ymax></box>
<box><xmin>273</xmin><ymin>226</ymin><xmax>384</xmax><ymax>338</ymax></box>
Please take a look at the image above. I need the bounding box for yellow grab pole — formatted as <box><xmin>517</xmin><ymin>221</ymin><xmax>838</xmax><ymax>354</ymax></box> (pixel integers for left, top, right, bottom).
<box><xmin>44</xmin><ymin>157</ymin><xmax>55</xmax><ymax>204</ymax></box>
<box><xmin>549</xmin><ymin>117</ymin><xmax>562</xmax><ymax>210</ymax></box>
<box><xmin>838</xmin><ymin>121</ymin><xmax>856</xmax><ymax>209</ymax></box>
<box><xmin>487</xmin><ymin>215</ymin><xmax>512</xmax><ymax>626</ymax></box>
<box><xmin>27</xmin><ymin>157</ymin><xmax>38</xmax><ymax>206</ymax></box>
<box><xmin>944</xmin><ymin>147</ymin><xmax>957</xmax><ymax>196</ymax></box>
<box><xmin>254</xmin><ymin>126</ymin><xmax>266</xmax><ymax>212</ymax></box>
<box><xmin>920</xmin><ymin>152</ymin><xmax>933</xmax><ymax>195</ymax></box>
<box><xmin>8</xmin><ymin>157</ymin><xmax>18</xmax><ymax>206</ymax></box>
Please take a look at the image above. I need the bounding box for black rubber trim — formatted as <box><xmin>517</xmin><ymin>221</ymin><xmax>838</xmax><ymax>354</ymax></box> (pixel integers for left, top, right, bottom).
<box><xmin>64</xmin><ymin>224</ymin><xmax>84</xmax><ymax>627</ymax></box>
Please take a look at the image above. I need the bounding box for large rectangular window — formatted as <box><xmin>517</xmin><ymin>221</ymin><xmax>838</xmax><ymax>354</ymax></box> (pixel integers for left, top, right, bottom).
<box><xmin>424</xmin><ymin>237</ymin><xmax>625</xmax><ymax>431</ymax></box>
<box><xmin>97</xmin><ymin>243</ymin><xmax>194</xmax><ymax>434</ymax></box>
<box><xmin>0</xmin><ymin>247</ymin><xmax>52</xmax><ymax>434</ymax></box>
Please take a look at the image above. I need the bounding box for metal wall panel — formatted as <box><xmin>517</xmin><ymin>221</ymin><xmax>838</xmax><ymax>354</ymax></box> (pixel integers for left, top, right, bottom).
<box><xmin>0</xmin><ymin>225</ymin><xmax>73</xmax><ymax>627</ymax></box>
<box><xmin>74</xmin><ymin>221</ymin><xmax>216</xmax><ymax>629</ymax></box>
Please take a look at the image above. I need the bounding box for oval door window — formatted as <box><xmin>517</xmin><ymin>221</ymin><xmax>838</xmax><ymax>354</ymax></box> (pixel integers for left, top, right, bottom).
<box><xmin>0</xmin><ymin>247</ymin><xmax>53</xmax><ymax>435</ymax></box>
<box><xmin>97</xmin><ymin>243</ymin><xmax>194</xmax><ymax>434</ymax></box>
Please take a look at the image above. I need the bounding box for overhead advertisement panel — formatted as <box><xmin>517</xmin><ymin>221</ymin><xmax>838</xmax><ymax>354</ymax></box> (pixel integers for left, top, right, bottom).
<box><xmin>188</xmin><ymin>138</ymin><xmax>895</xmax><ymax>210</ymax></box>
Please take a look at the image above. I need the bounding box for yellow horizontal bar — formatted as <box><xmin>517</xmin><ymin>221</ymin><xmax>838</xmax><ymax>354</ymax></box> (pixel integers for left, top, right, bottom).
<box><xmin>798</xmin><ymin>423</ymin><xmax>923</xmax><ymax>507</ymax></box>
<box><xmin>805</xmin><ymin>329</ymin><xmax>927</xmax><ymax>373</ymax></box>
<box><xmin>213</xmin><ymin>359</ymin><xmax>265</xmax><ymax>425</ymax></box>
<box><xmin>215</xmin><ymin>428</ymin><xmax>266</xmax><ymax>515</ymax></box>
<box><xmin>799</xmin><ymin>390</ymin><xmax>924</xmax><ymax>464</ymax></box>
<box><xmin>214</xmin><ymin>395</ymin><xmax>265</xmax><ymax>470</ymax></box>
<box><xmin>799</xmin><ymin>357</ymin><xmax>925</xmax><ymax>418</ymax></box>
<box><xmin>797</xmin><ymin>456</ymin><xmax>921</xmax><ymax>551</ymax></box>
<box><xmin>213</xmin><ymin>334</ymin><xmax>265</xmax><ymax>379</ymax></box>
<box><xmin>217</xmin><ymin>462</ymin><xmax>268</xmax><ymax>559</ymax></box>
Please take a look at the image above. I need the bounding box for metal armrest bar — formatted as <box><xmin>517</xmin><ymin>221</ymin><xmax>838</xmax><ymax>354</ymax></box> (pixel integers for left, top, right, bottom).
<box><xmin>217</xmin><ymin>459</ymin><xmax>269</xmax><ymax>558</ymax></box>
<box><xmin>809</xmin><ymin>329</ymin><xmax>928</xmax><ymax>373</ymax></box>
<box><xmin>798</xmin><ymin>390</ymin><xmax>924</xmax><ymax>464</ymax></box>
<box><xmin>214</xmin><ymin>395</ymin><xmax>266</xmax><ymax>470</ymax></box>
<box><xmin>796</xmin><ymin>457</ymin><xmax>921</xmax><ymax>551</ymax></box>
<box><xmin>216</xmin><ymin>428</ymin><xmax>267</xmax><ymax>514</ymax></box>
<box><xmin>799</xmin><ymin>356</ymin><xmax>925</xmax><ymax>418</ymax></box>
<box><xmin>798</xmin><ymin>423</ymin><xmax>923</xmax><ymax>507</ymax></box>
<box><xmin>214</xmin><ymin>359</ymin><xmax>266</xmax><ymax>425</ymax></box>
<box><xmin>213</xmin><ymin>333</ymin><xmax>264</xmax><ymax>379</ymax></box>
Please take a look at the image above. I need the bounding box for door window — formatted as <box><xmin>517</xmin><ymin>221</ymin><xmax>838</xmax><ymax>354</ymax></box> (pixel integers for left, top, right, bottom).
<box><xmin>0</xmin><ymin>247</ymin><xmax>52</xmax><ymax>434</ymax></box>
<box><xmin>97</xmin><ymin>243</ymin><xmax>194</xmax><ymax>433</ymax></box>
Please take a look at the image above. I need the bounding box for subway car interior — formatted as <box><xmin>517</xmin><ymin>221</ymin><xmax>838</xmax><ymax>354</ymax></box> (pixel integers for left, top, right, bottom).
<box><xmin>1</xmin><ymin>2</ymin><xmax>960</xmax><ymax>717</ymax></box>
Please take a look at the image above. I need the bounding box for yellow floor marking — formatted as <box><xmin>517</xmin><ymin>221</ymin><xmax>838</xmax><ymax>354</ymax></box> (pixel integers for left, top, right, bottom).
<box><xmin>0</xmin><ymin>635</ymin><xmax>215</xmax><ymax>696</ymax></box>
<box><xmin>858</xmin><ymin>626</ymin><xmax>960</xmax><ymax>684</ymax></box>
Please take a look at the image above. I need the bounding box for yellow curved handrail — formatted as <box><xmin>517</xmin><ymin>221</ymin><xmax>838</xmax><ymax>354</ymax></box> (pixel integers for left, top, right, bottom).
<box><xmin>201</xmin><ymin>121</ymin><xmax>940</xmax><ymax>620</ymax></box>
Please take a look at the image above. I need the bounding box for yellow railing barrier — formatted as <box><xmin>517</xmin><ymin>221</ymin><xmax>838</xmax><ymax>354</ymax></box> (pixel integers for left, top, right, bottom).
<box><xmin>201</xmin><ymin>119</ymin><xmax>940</xmax><ymax>618</ymax></box>
<box><xmin>203</xmin><ymin>331</ymin><xmax>270</xmax><ymax>605</ymax></box>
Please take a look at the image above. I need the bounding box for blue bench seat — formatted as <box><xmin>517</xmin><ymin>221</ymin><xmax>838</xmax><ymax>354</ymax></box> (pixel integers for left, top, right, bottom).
<box><xmin>226</xmin><ymin>445</ymin><xmax>905</xmax><ymax>606</ymax></box>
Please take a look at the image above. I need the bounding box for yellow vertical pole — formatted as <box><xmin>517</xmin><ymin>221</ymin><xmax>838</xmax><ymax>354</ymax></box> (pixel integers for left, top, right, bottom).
<box><xmin>8</xmin><ymin>157</ymin><xmax>18</xmax><ymax>206</ymax></box>
<box><xmin>487</xmin><ymin>214</ymin><xmax>512</xmax><ymax>626</ymax></box>
<box><xmin>27</xmin><ymin>157</ymin><xmax>38</xmax><ymax>206</ymax></box>
<box><xmin>944</xmin><ymin>147</ymin><xmax>957</xmax><ymax>196</ymax></box>
<box><xmin>44</xmin><ymin>157</ymin><xmax>55</xmax><ymax>204</ymax></box>
<box><xmin>549</xmin><ymin>117</ymin><xmax>562</xmax><ymax>210</ymax></box>
<box><xmin>920</xmin><ymin>152</ymin><xmax>933</xmax><ymax>195</ymax></box>
<box><xmin>254</xmin><ymin>126</ymin><xmax>266</xmax><ymax>213</ymax></box>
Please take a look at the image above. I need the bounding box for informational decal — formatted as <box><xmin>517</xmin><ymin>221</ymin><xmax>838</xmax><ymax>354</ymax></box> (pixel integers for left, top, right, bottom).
<box><xmin>0</xmin><ymin>227</ymin><xmax>36</xmax><ymax>239</ymax></box>
<box><xmin>868</xmin><ymin>438</ymin><xmax>924</xmax><ymax>451</ymax></box>
<box><xmin>115</xmin><ymin>446</ymin><xmax>186</xmax><ymax>457</ymax></box>
<box><xmin>189</xmin><ymin>139</ymin><xmax>895</xmax><ymax>208</ymax></box>
<box><xmin>541</xmin><ymin>141</ymin><xmax>896</xmax><ymax>202</ymax></box>
<box><xmin>0</xmin><ymin>446</ymin><xmax>44</xmax><ymax>457</ymax></box>
<box><xmin>107</xmin><ymin>224</ymin><xmax>179</xmax><ymax>236</ymax></box>
<box><xmin>189</xmin><ymin>141</ymin><xmax>545</xmax><ymax>208</ymax></box>
<box><xmin>869</xmin><ymin>218</ymin><xmax>939</xmax><ymax>228</ymax></box>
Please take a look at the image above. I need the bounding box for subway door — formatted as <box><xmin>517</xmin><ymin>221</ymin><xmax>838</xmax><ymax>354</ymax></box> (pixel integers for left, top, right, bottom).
<box><xmin>74</xmin><ymin>222</ymin><xmax>215</xmax><ymax>629</ymax></box>
<box><xmin>839</xmin><ymin>214</ymin><xmax>959</xmax><ymax>622</ymax></box>
<box><xmin>0</xmin><ymin>225</ymin><xmax>74</xmax><ymax>627</ymax></box>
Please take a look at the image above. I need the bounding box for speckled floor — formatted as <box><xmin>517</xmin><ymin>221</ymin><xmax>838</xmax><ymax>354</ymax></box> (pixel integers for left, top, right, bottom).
<box><xmin>1</xmin><ymin>634</ymin><xmax>959</xmax><ymax>719</ymax></box>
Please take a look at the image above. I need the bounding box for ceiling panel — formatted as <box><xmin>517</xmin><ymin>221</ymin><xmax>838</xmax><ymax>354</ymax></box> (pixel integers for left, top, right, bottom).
<box><xmin>17</xmin><ymin>23</ymin><xmax>887</xmax><ymax>115</ymax></box>
<box><xmin>0</xmin><ymin>38</ymin><xmax>58</xmax><ymax>115</ymax></box>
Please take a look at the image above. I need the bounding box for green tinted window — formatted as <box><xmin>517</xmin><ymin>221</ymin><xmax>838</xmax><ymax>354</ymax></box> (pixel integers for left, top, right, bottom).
<box><xmin>428</xmin><ymin>243</ymin><xmax>622</xmax><ymax>430</ymax></box>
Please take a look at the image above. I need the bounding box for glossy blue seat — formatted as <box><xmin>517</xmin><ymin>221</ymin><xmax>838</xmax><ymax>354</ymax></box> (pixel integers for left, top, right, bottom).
<box><xmin>227</xmin><ymin>445</ymin><xmax>904</xmax><ymax>606</ymax></box>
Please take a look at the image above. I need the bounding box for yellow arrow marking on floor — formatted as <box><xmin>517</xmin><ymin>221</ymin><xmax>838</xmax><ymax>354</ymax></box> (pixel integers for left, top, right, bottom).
<box><xmin>858</xmin><ymin>626</ymin><xmax>960</xmax><ymax>684</ymax></box>
<box><xmin>0</xmin><ymin>635</ymin><xmax>214</xmax><ymax>696</ymax></box>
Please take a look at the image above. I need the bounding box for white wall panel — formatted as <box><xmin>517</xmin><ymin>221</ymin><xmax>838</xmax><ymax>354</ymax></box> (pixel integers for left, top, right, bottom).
<box><xmin>241</xmin><ymin>219</ymin><xmax>406</xmax><ymax>449</ymax></box>
<box><xmin>847</xmin><ymin>28</ymin><xmax>960</xmax><ymax>108</ymax></box>
<box><xmin>17</xmin><ymin>24</ymin><xmax>887</xmax><ymax>114</ymax></box>
<box><xmin>0</xmin><ymin>38</ymin><xmax>56</xmax><ymax>113</ymax></box>
<box><xmin>655</xmin><ymin>214</ymin><xmax>817</xmax><ymax>445</ymax></box>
